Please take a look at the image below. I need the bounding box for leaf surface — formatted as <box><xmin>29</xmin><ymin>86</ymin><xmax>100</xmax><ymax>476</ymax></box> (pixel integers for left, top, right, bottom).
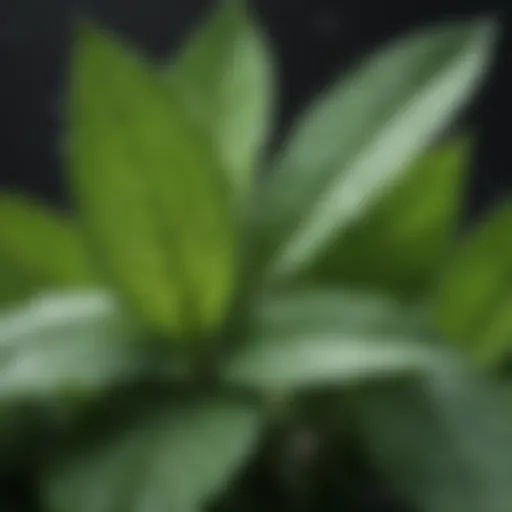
<box><xmin>223</xmin><ymin>290</ymin><xmax>448</xmax><ymax>393</ymax></box>
<box><xmin>434</xmin><ymin>202</ymin><xmax>512</xmax><ymax>364</ymax></box>
<box><xmin>253</xmin><ymin>20</ymin><xmax>496</xmax><ymax>281</ymax></box>
<box><xmin>169</xmin><ymin>0</ymin><xmax>274</xmax><ymax>200</ymax></box>
<box><xmin>0</xmin><ymin>291</ymin><xmax>153</xmax><ymax>400</ymax></box>
<box><xmin>70</xmin><ymin>23</ymin><xmax>237</xmax><ymax>339</ymax></box>
<box><xmin>0</xmin><ymin>194</ymin><xmax>95</xmax><ymax>305</ymax></box>
<box><xmin>301</xmin><ymin>137</ymin><xmax>472</xmax><ymax>299</ymax></box>
<box><xmin>44</xmin><ymin>398</ymin><xmax>260</xmax><ymax>512</ymax></box>
<box><xmin>356</xmin><ymin>369</ymin><xmax>512</xmax><ymax>512</ymax></box>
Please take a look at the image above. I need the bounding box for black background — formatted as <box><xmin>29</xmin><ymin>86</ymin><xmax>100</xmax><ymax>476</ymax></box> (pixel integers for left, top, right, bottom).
<box><xmin>1</xmin><ymin>0</ymin><xmax>511</xmax><ymax>219</ymax></box>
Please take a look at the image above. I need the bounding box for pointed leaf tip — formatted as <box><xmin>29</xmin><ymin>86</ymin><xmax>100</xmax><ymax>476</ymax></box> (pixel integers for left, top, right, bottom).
<box><xmin>252</xmin><ymin>16</ymin><xmax>498</xmax><ymax>282</ymax></box>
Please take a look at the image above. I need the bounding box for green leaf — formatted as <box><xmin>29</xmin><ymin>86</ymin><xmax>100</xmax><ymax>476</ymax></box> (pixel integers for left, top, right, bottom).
<box><xmin>222</xmin><ymin>290</ymin><xmax>449</xmax><ymax>393</ymax></box>
<box><xmin>69</xmin><ymin>22</ymin><xmax>237</xmax><ymax>340</ymax></box>
<box><xmin>0</xmin><ymin>194</ymin><xmax>96</xmax><ymax>305</ymax></box>
<box><xmin>300</xmin><ymin>137</ymin><xmax>472</xmax><ymax>299</ymax></box>
<box><xmin>44</xmin><ymin>398</ymin><xmax>260</xmax><ymax>512</ymax></box>
<box><xmin>477</xmin><ymin>295</ymin><xmax>512</xmax><ymax>364</ymax></box>
<box><xmin>253</xmin><ymin>19</ymin><xmax>496</xmax><ymax>282</ymax></box>
<box><xmin>355</xmin><ymin>368</ymin><xmax>512</xmax><ymax>512</ymax></box>
<box><xmin>0</xmin><ymin>290</ymin><xmax>155</xmax><ymax>400</ymax></box>
<box><xmin>433</xmin><ymin>202</ymin><xmax>512</xmax><ymax>364</ymax></box>
<box><xmin>168</xmin><ymin>0</ymin><xmax>274</xmax><ymax>200</ymax></box>
<box><xmin>0</xmin><ymin>259</ymin><xmax>37</xmax><ymax>307</ymax></box>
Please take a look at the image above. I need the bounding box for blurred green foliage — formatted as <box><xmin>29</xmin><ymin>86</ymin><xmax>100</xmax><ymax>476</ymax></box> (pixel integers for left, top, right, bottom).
<box><xmin>0</xmin><ymin>1</ymin><xmax>509</xmax><ymax>511</ymax></box>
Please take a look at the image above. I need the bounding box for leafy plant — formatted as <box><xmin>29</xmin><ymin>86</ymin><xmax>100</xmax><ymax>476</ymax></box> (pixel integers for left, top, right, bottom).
<box><xmin>0</xmin><ymin>1</ymin><xmax>510</xmax><ymax>511</ymax></box>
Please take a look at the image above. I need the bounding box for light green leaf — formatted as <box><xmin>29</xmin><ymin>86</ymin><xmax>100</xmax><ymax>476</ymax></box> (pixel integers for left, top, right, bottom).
<box><xmin>433</xmin><ymin>202</ymin><xmax>512</xmax><ymax>364</ymax></box>
<box><xmin>222</xmin><ymin>290</ymin><xmax>449</xmax><ymax>393</ymax></box>
<box><xmin>69</xmin><ymin>23</ymin><xmax>237</xmax><ymax>340</ymax></box>
<box><xmin>168</xmin><ymin>0</ymin><xmax>274</xmax><ymax>200</ymax></box>
<box><xmin>44</xmin><ymin>398</ymin><xmax>260</xmax><ymax>512</ymax></box>
<box><xmin>355</xmin><ymin>368</ymin><xmax>512</xmax><ymax>512</ymax></box>
<box><xmin>0</xmin><ymin>290</ymin><xmax>155</xmax><ymax>400</ymax></box>
<box><xmin>0</xmin><ymin>194</ymin><xmax>96</xmax><ymax>305</ymax></box>
<box><xmin>253</xmin><ymin>19</ymin><xmax>496</xmax><ymax>282</ymax></box>
<box><xmin>300</xmin><ymin>137</ymin><xmax>472</xmax><ymax>299</ymax></box>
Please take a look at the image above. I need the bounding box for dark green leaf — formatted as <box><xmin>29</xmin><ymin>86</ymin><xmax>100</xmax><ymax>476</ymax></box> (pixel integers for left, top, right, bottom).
<box><xmin>44</xmin><ymin>398</ymin><xmax>260</xmax><ymax>512</ymax></box>
<box><xmin>0</xmin><ymin>258</ymin><xmax>38</xmax><ymax>307</ymax></box>
<box><xmin>355</xmin><ymin>368</ymin><xmax>512</xmax><ymax>512</ymax></box>
<box><xmin>433</xmin><ymin>202</ymin><xmax>512</xmax><ymax>364</ymax></box>
<box><xmin>0</xmin><ymin>194</ymin><xmax>96</xmax><ymax>305</ymax></box>
<box><xmin>253</xmin><ymin>20</ymin><xmax>496</xmax><ymax>282</ymax></box>
<box><xmin>0</xmin><ymin>291</ymin><xmax>155</xmax><ymax>400</ymax></box>
<box><xmin>476</xmin><ymin>295</ymin><xmax>512</xmax><ymax>364</ymax></box>
<box><xmin>168</xmin><ymin>0</ymin><xmax>274</xmax><ymax>201</ymax></box>
<box><xmin>69</xmin><ymin>23</ymin><xmax>237</xmax><ymax>340</ymax></box>
<box><xmin>300</xmin><ymin>137</ymin><xmax>472</xmax><ymax>299</ymax></box>
<box><xmin>222</xmin><ymin>290</ymin><xmax>449</xmax><ymax>393</ymax></box>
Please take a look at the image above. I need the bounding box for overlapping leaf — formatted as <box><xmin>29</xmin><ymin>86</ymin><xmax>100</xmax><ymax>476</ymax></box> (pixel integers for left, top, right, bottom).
<box><xmin>168</xmin><ymin>0</ymin><xmax>274</xmax><ymax>201</ymax></box>
<box><xmin>0</xmin><ymin>291</ymin><xmax>154</xmax><ymax>400</ymax></box>
<box><xmin>300</xmin><ymin>137</ymin><xmax>472</xmax><ymax>299</ymax></box>
<box><xmin>43</xmin><ymin>398</ymin><xmax>260</xmax><ymax>512</ymax></box>
<box><xmin>222</xmin><ymin>290</ymin><xmax>450</xmax><ymax>393</ymax></box>
<box><xmin>434</xmin><ymin>202</ymin><xmax>512</xmax><ymax>364</ymax></box>
<box><xmin>69</xmin><ymin>24</ymin><xmax>237</xmax><ymax>340</ymax></box>
<box><xmin>355</xmin><ymin>369</ymin><xmax>512</xmax><ymax>512</ymax></box>
<box><xmin>0</xmin><ymin>7</ymin><xmax>504</xmax><ymax>512</ymax></box>
<box><xmin>252</xmin><ymin>20</ymin><xmax>495</xmax><ymax>282</ymax></box>
<box><xmin>0</xmin><ymin>194</ymin><xmax>95</xmax><ymax>305</ymax></box>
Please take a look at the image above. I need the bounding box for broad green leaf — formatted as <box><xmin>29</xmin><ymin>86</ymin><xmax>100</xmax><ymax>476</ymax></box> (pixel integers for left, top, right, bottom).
<box><xmin>44</xmin><ymin>398</ymin><xmax>260</xmax><ymax>512</ymax></box>
<box><xmin>222</xmin><ymin>290</ymin><xmax>449</xmax><ymax>393</ymax></box>
<box><xmin>433</xmin><ymin>202</ymin><xmax>512</xmax><ymax>364</ymax></box>
<box><xmin>300</xmin><ymin>137</ymin><xmax>472</xmax><ymax>299</ymax></box>
<box><xmin>69</xmin><ymin>23</ymin><xmax>237</xmax><ymax>340</ymax></box>
<box><xmin>168</xmin><ymin>0</ymin><xmax>274</xmax><ymax>200</ymax></box>
<box><xmin>253</xmin><ymin>20</ymin><xmax>496</xmax><ymax>282</ymax></box>
<box><xmin>355</xmin><ymin>368</ymin><xmax>512</xmax><ymax>512</ymax></box>
<box><xmin>249</xmin><ymin>288</ymin><xmax>429</xmax><ymax>336</ymax></box>
<box><xmin>0</xmin><ymin>194</ymin><xmax>96</xmax><ymax>304</ymax></box>
<box><xmin>0</xmin><ymin>290</ymin><xmax>156</xmax><ymax>400</ymax></box>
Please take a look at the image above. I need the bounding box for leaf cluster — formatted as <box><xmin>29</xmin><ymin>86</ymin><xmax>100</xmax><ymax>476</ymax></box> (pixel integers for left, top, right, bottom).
<box><xmin>0</xmin><ymin>2</ymin><xmax>510</xmax><ymax>511</ymax></box>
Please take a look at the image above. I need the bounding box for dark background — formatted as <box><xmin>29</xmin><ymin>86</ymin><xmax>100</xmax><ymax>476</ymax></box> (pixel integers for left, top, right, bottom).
<box><xmin>0</xmin><ymin>0</ymin><xmax>511</xmax><ymax>214</ymax></box>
